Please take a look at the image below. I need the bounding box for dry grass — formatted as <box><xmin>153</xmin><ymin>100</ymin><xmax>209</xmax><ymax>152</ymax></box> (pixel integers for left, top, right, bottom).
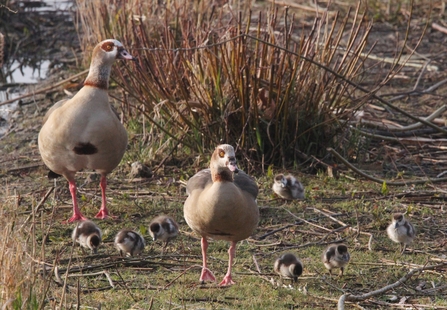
<box><xmin>2</xmin><ymin>0</ymin><xmax>447</xmax><ymax>309</ymax></box>
<box><xmin>1</xmin><ymin>158</ymin><xmax>447</xmax><ymax>309</ymax></box>
<box><xmin>0</xmin><ymin>191</ymin><xmax>38</xmax><ymax>309</ymax></box>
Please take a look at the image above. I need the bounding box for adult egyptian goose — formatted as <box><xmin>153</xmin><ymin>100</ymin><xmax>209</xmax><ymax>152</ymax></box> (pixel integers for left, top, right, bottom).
<box><xmin>273</xmin><ymin>253</ymin><xmax>303</xmax><ymax>282</ymax></box>
<box><xmin>114</xmin><ymin>229</ymin><xmax>145</xmax><ymax>257</ymax></box>
<box><xmin>184</xmin><ymin>144</ymin><xmax>259</xmax><ymax>286</ymax></box>
<box><xmin>272</xmin><ymin>174</ymin><xmax>305</xmax><ymax>200</ymax></box>
<box><xmin>72</xmin><ymin>220</ymin><xmax>102</xmax><ymax>254</ymax></box>
<box><xmin>38</xmin><ymin>39</ymin><xmax>135</xmax><ymax>222</ymax></box>
<box><xmin>149</xmin><ymin>215</ymin><xmax>179</xmax><ymax>251</ymax></box>
<box><xmin>322</xmin><ymin>244</ymin><xmax>350</xmax><ymax>276</ymax></box>
<box><xmin>386</xmin><ymin>213</ymin><xmax>415</xmax><ymax>254</ymax></box>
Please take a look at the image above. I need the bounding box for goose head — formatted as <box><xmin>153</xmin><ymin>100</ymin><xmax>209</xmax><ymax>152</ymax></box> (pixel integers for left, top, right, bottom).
<box><xmin>210</xmin><ymin>144</ymin><xmax>238</xmax><ymax>181</ymax></box>
<box><xmin>85</xmin><ymin>39</ymin><xmax>136</xmax><ymax>90</ymax></box>
<box><xmin>92</xmin><ymin>39</ymin><xmax>135</xmax><ymax>65</ymax></box>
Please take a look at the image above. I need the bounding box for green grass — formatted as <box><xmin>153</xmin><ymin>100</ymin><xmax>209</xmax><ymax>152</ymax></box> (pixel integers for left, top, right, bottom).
<box><xmin>1</xmin><ymin>156</ymin><xmax>446</xmax><ymax>309</ymax></box>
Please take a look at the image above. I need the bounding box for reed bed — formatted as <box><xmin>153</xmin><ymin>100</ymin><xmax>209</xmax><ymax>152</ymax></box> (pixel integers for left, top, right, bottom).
<box><xmin>0</xmin><ymin>196</ymin><xmax>37</xmax><ymax>309</ymax></box>
<box><xmin>76</xmin><ymin>0</ymin><xmax>373</xmax><ymax>169</ymax></box>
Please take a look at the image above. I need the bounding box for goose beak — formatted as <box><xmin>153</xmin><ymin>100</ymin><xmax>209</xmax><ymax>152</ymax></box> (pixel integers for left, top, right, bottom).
<box><xmin>227</xmin><ymin>157</ymin><xmax>238</xmax><ymax>173</ymax></box>
<box><xmin>118</xmin><ymin>48</ymin><xmax>136</xmax><ymax>61</ymax></box>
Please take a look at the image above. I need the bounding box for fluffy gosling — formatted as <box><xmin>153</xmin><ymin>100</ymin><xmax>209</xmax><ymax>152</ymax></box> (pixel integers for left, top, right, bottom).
<box><xmin>72</xmin><ymin>220</ymin><xmax>102</xmax><ymax>254</ymax></box>
<box><xmin>272</xmin><ymin>174</ymin><xmax>305</xmax><ymax>200</ymax></box>
<box><xmin>273</xmin><ymin>253</ymin><xmax>303</xmax><ymax>282</ymax></box>
<box><xmin>149</xmin><ymin>215</ymin><xmax>179</xmax><ymax>251</ymax></box>
<box><xmin>114</xmin><ymin>229</ymin><xmax>145</xmax><ymax>257</ymax></box>
<box><xmin>386</xmin><ymin>213</ymin><xmax>415</xmax><ymax>254</ymax></box>
<box><xmin>322</xmin><ymin>244</ymin><xmax>350</xmax><ymax>277</ymax></box>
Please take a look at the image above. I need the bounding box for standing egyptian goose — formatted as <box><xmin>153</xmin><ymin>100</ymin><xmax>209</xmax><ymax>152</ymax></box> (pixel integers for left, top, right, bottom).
<box><xmin>386</xmin><ymin>213</ymin><xmax>415</xmax><ymax>254</ymax></box>
<box><xmin>149</xmin><ymin>215</ymin><xmax>179</xmax><ymax>251</ymax></box>
<box><xmin>322</xmin><ymin>244</ymin><xmax>350</xmax><ymax>276</ymax></box>
<box><xmin>72</xmin><ymin>220</ymin><xmax>102</xmax><ymax>254</ymax></box>
<box><xmin>114</xmin><ymin>229</ymin><xmax>146</xmax><ymax>257</ymax></box>
<box><xmin>38</xmin><ymin>39</ymin><xmax>135</xmax><ymax>222</ymax></box>
<box><xmin>272</xmin><ymin>174</ymin><xmax>305</xmax><ymax>200</ymax></box>
<box><xmin>184</xmin><ymin>144</ymin><xmax>259</xmax><ymax>286</ymax></box>
<box><xmin>273</xmin><ymin>253</ymin><xmax>303</xmax><ymax>282</ymax></box>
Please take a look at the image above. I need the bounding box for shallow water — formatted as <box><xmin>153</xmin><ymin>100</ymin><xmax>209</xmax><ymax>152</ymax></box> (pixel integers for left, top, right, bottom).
<box><xmin>0</xmin><ymin>0</ymin><xmax>76</xmax><ymax>134</ymax></box>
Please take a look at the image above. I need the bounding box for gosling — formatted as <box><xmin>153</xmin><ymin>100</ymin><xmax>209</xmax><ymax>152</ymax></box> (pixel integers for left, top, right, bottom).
<box><xmin>114</xmin><ymin>229</ymin><xmax>145</xmax><ymax>257</ymax></box>
<box><xmin>149</xmin><ymin>215</ymin><xmax>179</xmax><ymax>251</ymax></box>
<box><xmin>273</xmin><ymin>253</ymin><xmax>303</xmax><ymax>282</ymax></box>
<box><xmin>322</xmin><ymin>244</ymin><xmax>350</xmax><ymax>277</ymax></box>
<box><xmin>272</xmin><ymin>174</ymin><xmax>305</xmax><ymax>200</ymax></box>
<box><xmin>386</xmin><ymin>213</ymin><xmax>415</xmax><ymax>254</ymax></box>
<box><xmin>72</xmin><ymin>220</ymin><xmax>102</xmax><ymax>254</ymax></box>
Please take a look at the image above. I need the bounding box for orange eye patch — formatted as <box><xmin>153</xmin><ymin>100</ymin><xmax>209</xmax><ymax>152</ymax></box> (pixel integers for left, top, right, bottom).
<box><xmin>101</xmin><ymin>42</ymin><xmax>114</xmax><ymax>52</ymax></box>
<box><xmin>218</xmin><ymin>150</ymin><xmax>225</xmax><ymax>158</ymax></box>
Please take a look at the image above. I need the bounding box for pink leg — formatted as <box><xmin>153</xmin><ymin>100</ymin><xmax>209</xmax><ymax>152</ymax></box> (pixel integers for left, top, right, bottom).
<box><xmin>95</xmin><ymin>176</ymin><xmax>115</xmax><ymax>219</ymax></box>
<box><xmin>199</xmin><ymin>237</ymin><xmax>216</xmax><ymax>283</ymax></box>
<box><xmin>219</xmin><ymin>241</ymin><xmax>236</xmax><ymax>286</ymax></box>
<box><xmin>65</xmin><ymin>180</ymin><xmax>88</xmax><ymax>223</ymax></box>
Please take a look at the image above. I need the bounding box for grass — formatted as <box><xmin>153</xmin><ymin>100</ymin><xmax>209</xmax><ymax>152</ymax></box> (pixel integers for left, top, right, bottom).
<box><xmin>1</xmin><ymin>0</ymin><xmax>447</xmax><ymax>309</ymax></box>
<box><xmin>1</xmin><ymin>155</ymin><xmax>446</xmax><ymax>309</ymax></box>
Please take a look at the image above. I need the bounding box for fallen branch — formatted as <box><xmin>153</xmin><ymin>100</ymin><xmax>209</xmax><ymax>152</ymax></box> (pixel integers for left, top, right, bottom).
<box><xmin>359</xmin><ymin>105</ymin><xmax>447</xmax><ymax>132</ymax></box>
<box><xmin>0</xmin><ymin>69</ymin><xmax>89</xmax><ymax>107</ymax></box>
<box><xmin>337</xmin><ymin>262</ymin><xmax>447</xmax><ymax>310</ymax></box>
<box><xmin>327</xmin><ymin>147</ymin><xmax>447</xmax><ymax>186</ymax></box>
<box><xmin>355</xmin><ymin>129</ymin><xmax>447</xmax><ymax>143</ymax></box>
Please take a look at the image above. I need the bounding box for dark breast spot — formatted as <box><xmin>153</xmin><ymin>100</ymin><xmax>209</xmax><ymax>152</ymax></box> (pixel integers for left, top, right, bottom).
<box><xmin>73</xmin><ymin>142</ymin><xmax>98</xmax><ymax>155</ymax></box>
<box><xmin>48</xmin><ymin>170</ymin><xmax>61</xmax><ymax>179</ymax></box>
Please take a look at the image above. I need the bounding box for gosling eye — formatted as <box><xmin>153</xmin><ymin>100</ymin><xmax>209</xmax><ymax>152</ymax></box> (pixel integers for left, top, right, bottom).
<box><xmin>218</xmin><ymin>150</ymin><xmax>225</xmax><ymax>158</ymax></box>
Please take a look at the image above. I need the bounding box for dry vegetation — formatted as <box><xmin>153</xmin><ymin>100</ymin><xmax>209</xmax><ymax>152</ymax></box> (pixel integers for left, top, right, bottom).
<box><xmin>1</xmin><ymin>0</ymin><xmax>447</xmax><ymax>309</ymax></box>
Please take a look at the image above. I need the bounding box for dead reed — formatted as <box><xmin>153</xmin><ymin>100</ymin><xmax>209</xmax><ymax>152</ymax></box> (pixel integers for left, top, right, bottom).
<box><xmin>0</xmin><ymin>32</ymin><xmax>4</xmax><ymax>69</ymax></box>
<box><xmin>76</xmin><ymin>0</ymin><xmax>373</xmax><ymax>169</ymax></box>
<box><xmin>0</xmin><ymin>194</ymin><xmax>36</xmax><ymax>309</ymax></box>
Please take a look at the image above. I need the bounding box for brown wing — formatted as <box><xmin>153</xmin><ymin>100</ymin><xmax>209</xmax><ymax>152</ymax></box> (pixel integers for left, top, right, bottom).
<box><xmin>234</xmin><ymin>170</ymin><xmax>259</xmax><ymax>199</ymax></box>
<box><xmin>186</xmin><ymin>169</ymin><xmax>212</xmax><ymax>195</ymax></box>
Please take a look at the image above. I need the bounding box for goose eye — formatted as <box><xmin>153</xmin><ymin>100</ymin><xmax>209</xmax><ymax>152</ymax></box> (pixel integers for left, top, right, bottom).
<box><xmin>102</xmin><ymin>42</ymin><xmax>114</xmax><ymax>52</ymax></box>
<box><xmin>218</xmin><ymin>150</ymin><xmax>225</xmax><ymax>158</ymax></box>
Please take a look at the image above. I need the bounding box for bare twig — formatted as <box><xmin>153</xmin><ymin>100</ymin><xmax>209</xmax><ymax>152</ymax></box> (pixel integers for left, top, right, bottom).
<box><xmin>327</xmin><ymin>148</ymin><xmax>447</xmax><ymax>186</ymax></box>
<box><xmin>432</xmin><ymin>22</ymin><xmax>447</xmax><ymax>34</ymax></box>
<box><xmin>115</xmin><ymin>267</ymin><xmax>136</xmax><ymax>301</ymax></box>
<box><xmin>281</xmin><ymin>207</ymin><xmax>332</xmax><ymax>232</ymax></box>
<box><xmin>20</xmin><ymin>187</ymin><xmax>54</xmax><ymax>230</ymax></box>
<box><xmin>338</xmin><ymin>262</ymin><xmax>447</xmax><ymax>309</ymax></box>
<box><xmin>163</xmin><ymin>265</ymin><xmax>203</xmax><ymax>289</ymax></box>
<box><xmin>257</xmin><ymin>224</ymin><xmax>294</xmax><ymax>240</ymax></box>
<box><xmin>314</xmin><ymin>207</ymin><xmax>374</xmax><ymax>251</ymax></box>
<box><xmin>252</xmin><ymin>255</ymin><xmax>262</xmax><ymax>274</ymax></box>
